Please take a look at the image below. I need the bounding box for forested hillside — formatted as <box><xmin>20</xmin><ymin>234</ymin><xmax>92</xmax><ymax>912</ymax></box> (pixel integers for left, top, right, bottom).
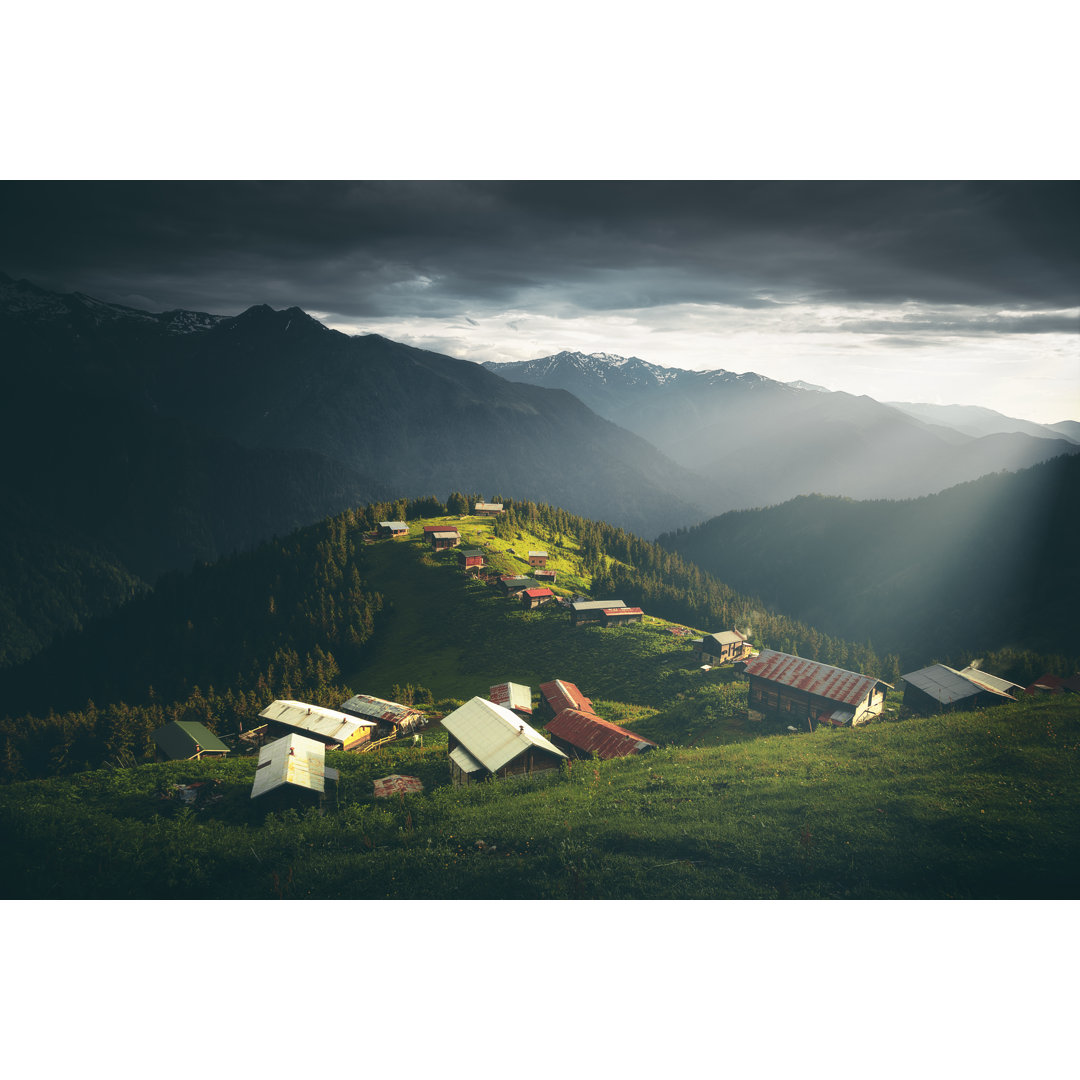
<box><xmin>659</xmin><ymin>455</ymin><xmax>1080</xmax><ymax>667</ymax></box>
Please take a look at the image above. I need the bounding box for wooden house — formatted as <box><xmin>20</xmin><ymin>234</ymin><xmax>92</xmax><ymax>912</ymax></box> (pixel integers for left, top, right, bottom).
<box><xmin>428</xmin><ymin>529</ymin><xmax>461</xmax><ymax>551</ymax></box>
<box><xmin>250</xmin><ymin>733</ymin><xmax>339</xmax><ymax>803</ymax></box>
<box><xmin>743</xmin><ymin>649</ymin><xmax>891</xmax><ymax>727</ymax></box>
<box><xmin>339</xmin><ymin>693</ymin><xmax>425</xmax><ymax>736</ymax></box>
<box><xmin>528</xmin><ymin>550</ymin><xmax>549</xmax><ymax>567</ymax></box>
<box><xmin>443</xmin><ymin>697</ymin><xmax>567</xmax><ymax>786</ymax></box>
<box><xmin>152</xmin><ymin>721</ymin><xmax>230</xmax><ymax>762</ymax></box>
<box><xmin>902</xmin><ymin>664</ymin><xmax>1022</xmax><ymax>715</ymax></box>
<box><xmin>257</xmin><ymin>699</ymin><xmax>377</xmax><ymax>751</ymax></box>
<box><xmin>499</xmin><ymin>575</ymin><xmax>533</xmax><ymax>597</ymax></box>
<box><xmin>538</xmin><ymin>679</ymin><xmax>597</xmax><ymax>724</ymax></box>
<box><xmin>378</xmin><ymin>520</ymin><xmax>408</xmax><ymax>539</ymax></box>
<box><xmin>533</xmin><ymin>568</ymin><xmax>557</xmax><ymax>584</ymax></box>
<box><xmin>521</xmin><ymin>586</ymin><xmax>554</xmax><ymax>609</ymax></box>
<box><xmin>546</xmin><ymin>708</ymin><xmax>657</xmax><ymax>760</ymax></box>
<box><xmin>474</xmin><ymin>502</ymin><xmax>504</xmax><ymax>517</ymax></box>
<box><xmin>489</xmin><ymin>682</ymin><xmax>533</xmax><ymax>719</ymax></box>
<box><xmin>570</xmin><ymin>599</ymin><xmax>626</xmax><ymax>626</ymax></box>
<box><xmin>459</xmin><ymin>548</ymin><xmax>485</xmax><ymax>572</ymax></box>
<box><xmin>601</xmin><ymin>606</ymin><xmax>643</xmax><ymax>627</ymax></box>
<box><xmin>694</xmin><ymin>630</ymin><xmax>750</xmax><ymax>665</ymax></box>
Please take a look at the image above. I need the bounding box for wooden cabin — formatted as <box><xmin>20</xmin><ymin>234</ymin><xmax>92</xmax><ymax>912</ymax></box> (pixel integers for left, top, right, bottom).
<box><xmin>443</xmin><ymin>697</ymin><xmax>567</xmax><ymax>786</ymax></box>
<box><xmin>528</xmin><ymin>550</ymin><xmax>549</xmax><ymax>567</ymax></box>
<box><xmin>743</xmin><ymin>649</ymin><xmax>891</xmax><ymax>727</ymax></box>
<box><xmin>499</xmin><ymin>575</ymin><xmax>533</xmax><ymax>597</ymax></box>
<box><xmin>489</xmin><ymin>682</ymin><xmax>533</xmax><ymax>719</ymax></box>
<box><xmin>339</xmin><ymin>693</ymin><xmax>425</xmax><ymax>736</ymax></box>
<box><xmin>378</xmin><ymin>520</ymin><xmax>408</xmax><ymax>539</ymax></box>
<box><xmin>546</xmin><ymin>708</ymin><xmax>657</xmax><ymax>760</ymax></box>
<box><xmin>428</xmin><ymin>529</ymin><xmax>461</xmax><ymax>550</ymax></box>
<box><xmin>694</xmin><ymin>630</ymin><xmax>750</xmax><ymax>665</ymax></box>
<box><xmin>533</xmin><ymin>568</ymin><xmax>557</xmax><ymax>584</ymax></box>
<box><xmin>521</xmin><ymin>586</ymin><xmax>554</xmax><ymax>609</ymax></box>
<box><xmin>257</xmin><ymin>699</ymin><xmax>377</xmax><ymax>751</ymax></box>
<box><xmin>601</xmin><ymin>606</ymin><xmax>643</xmax><ymax>627</ymax></box>
<box><xmin>152</xmin><ymin>721</ymin><xmax>230</xmax><ymax>762</ymax></box>
<box><xmin>250</xmin><ymin>733</ymin><xmax>339</xmax><ymax>805</ymax></box>
<box><xmin>538</xmin><ymin>679</ymin><xmax>597</xmax><ymax>724</ymax></box>
<box><xmin>474</xmin><ymin>502</ymin><xmax>504</xmax><ymax>517</ymax></box>
<box><xmin>902</xmin><ymin>664</ymin><xmax>1022</xmax><ymax>715</ymax></box>
<box><xmin>570</xmin><ymin>599</ymin><xmax>626</xmax><ymax>627</ymax></box>
<box><xmin>459</xmin><ymin>548</ymin><xmax>485</xmax><ymax>572</ymax></box>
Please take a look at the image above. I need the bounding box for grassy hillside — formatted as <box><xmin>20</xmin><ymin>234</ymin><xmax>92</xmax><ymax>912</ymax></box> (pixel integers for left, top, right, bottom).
<box><xmin>3</xmin><ymin>694</ymin><xmax>1076</xmax><ymax>899</ymax></box>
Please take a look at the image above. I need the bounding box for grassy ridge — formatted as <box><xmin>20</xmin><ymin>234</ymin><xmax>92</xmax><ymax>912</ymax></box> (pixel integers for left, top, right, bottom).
<box><xmin>2</xmin><ymin>695</ymin><xmax>1076</xmax><ymax>899</ymax></box>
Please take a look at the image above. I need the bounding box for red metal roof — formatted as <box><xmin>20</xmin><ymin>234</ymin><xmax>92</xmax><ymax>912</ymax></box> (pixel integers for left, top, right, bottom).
<box><xmin>539</xmin><ymin>679</ymin><xmax>596</xmax><ymax>717</ymax></box>
<box><xmin>547</xmin><ymin>708</ymin><xmax>657</xmax><ymax>759</ymax></box>
<box><xmin>523</xmin><ymin>587</ymin><xmax>554</xmax><ymax>598</ymax></box>
<box><xmin>604</xmin><ymin>606</ymin><xmax>643</xmax><ymax>616</ymax></box>
<box><xmin>743</xmin><ymin>649</ymin><xmax>885</xmax><ymax>707</ymax></box>
<box><xmin>372</xmin><ymin>775</ymin><xmax>424</xmax><ymax>798</ymax></box>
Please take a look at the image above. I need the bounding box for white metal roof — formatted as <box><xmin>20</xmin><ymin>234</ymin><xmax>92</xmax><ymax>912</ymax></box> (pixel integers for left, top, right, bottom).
<box><xmin>528</xmin><ymin>550</ymin><xmax>548</xmax><ymax>558</ymax></box>
<box><xmin>959</xmin><ymin>665</ymin><xmax>1022</xmax><ymax>695</ymax></box>
<box><xmin>442</xmin><ymin>697</ymin><xmax>567</xmax><ymax>774</ymax></box>
<box><xmin>379</xmin><ymin>521</ymin><xmax>407</xmax><ymax>530</ymax></box>
<box><xmin>901</xmin><ymin>664</ymin><xmax>1016</xmax><ymax>705</ymax></box>
<box><xmin>474</xmin><ymin>502</ymin><xmax>503</xmax><ymax>512</ymax></box>
<box><xmin>250</xmin><ymin>734</ymin><xmax>327</xmax><ymax>798</ymax></box>
<box><xmin>571</xmin><ymin>599</ymin><xmax>625</xmax><ymax>612</ymax></box>
<box><xmin>258</xmin><ymin>699</ymin><xmax>376</xmax><ymax>744</ymax></box>
<box><xmin>449</xmin><ymin>745</ymin><xmax>485</xmax><ymax>775</ymax></box>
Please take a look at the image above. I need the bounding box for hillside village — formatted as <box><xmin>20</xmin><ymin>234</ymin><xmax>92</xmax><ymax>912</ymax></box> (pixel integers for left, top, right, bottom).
<box><xmin>143</xmin><ymin>502</ymin><xmax>1063</xmax><ymax>810</ymax></box>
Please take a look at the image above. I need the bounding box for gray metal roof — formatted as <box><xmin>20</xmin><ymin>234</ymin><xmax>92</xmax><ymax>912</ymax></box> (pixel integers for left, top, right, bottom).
<box><xmin>442</xmin><ymin>697</ymin><xmax>567</xmax><ymax>774</ymax></box>
<box><xmin>449</xmin><ymin>745</ymin><xmax>485</xmax><ymax>775</ymax></box>
<box><xmin>902</xmin><ymin>664</ymin><xmax>1018</xmax><ymax>704</ymax></box>
<box><xmin>258</xmin><ymin>699</ymin><xmax>376</xmax><ymax>744</ymax></box>
<box><xmin>528</xmin><ymin>550</ymin><xmax>548</xmax><ymax>558</ymax></box>
<box><xmin>250</xmin><ymin>734</ymin><xmax>327</xmax><ymax>798</ymax></box>
<box><xmin>474</xmin><ymin>502</ymin><xmax>503</xmax><ymax>512</ymax></box>
<box><xmin>379</xmin><ymin>521</ymin><xmax>407</xmax><ymax>530</ymax></box>
<box><xmin>959</xmin><ymin>665</ymin><xmax>1023</xmax><ymax>695</ymax></box>
<box><xmin>151</xmin><ymin>721</ymin><xmax>230</xmax><ymax>759</ymax></box>
<box><xmin>571</xmin><ymin>599</ymin><xmax>625</xmax><ymax>612</ymax></box>
<box><xmin>707</xmin><ymin>630</ymin><xmax>746</xmax><ymax>646</ymax></box>
<box><xmin>339</xmin><ymin>694</ymin><xmax>423</xmax><ymax>725</ymax></box>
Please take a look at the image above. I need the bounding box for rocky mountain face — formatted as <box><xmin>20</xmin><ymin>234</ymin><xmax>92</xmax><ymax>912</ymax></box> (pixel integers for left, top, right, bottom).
<box><xmin>484</xmin><ymin>351</ymin><xmax>1080</xmax><ymax>510</ymax></box>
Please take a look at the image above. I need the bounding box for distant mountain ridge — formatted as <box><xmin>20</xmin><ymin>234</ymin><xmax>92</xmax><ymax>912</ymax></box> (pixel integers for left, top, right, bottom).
<box><xmin>484</xmin><ymin>350</ymin><xmax>1080</xmax><ymax>512</ymax></box>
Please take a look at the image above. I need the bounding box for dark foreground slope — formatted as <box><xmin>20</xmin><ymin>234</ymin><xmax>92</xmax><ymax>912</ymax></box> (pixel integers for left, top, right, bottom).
<box><xmin>659</xmin><ymin>455</ymin><xmax>1080</xmax><ymax>665</ymax></box>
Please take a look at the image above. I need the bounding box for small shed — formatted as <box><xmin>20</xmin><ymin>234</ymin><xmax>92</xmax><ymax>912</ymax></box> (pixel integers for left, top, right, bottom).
<box><xmin>152</xmin><ymin>721</ymin><xmax>230</xmax><ymax>762</ymax></box>
<box><xmin>533</xmin><ymin>568</ymin><xmax>557</xmax><ymax>584</ymax></box>
<box><xmin>546</xmin><ymin>708</ymin><xmax>658</xmax><ymax>760</ymax></box>
<box><xmin>258</xmin><ymin>699</ymin><xmax>377</xmax><ymax>751</ymax></box>
<box><xmin>527</xmin><ymin>550</ymin><xmax>549</xmax><ymax>567</ymax></box>
<box><xmin>602</xmin><ymin>606</ymin><xmax>643</xmax><ymax>627</ymax></box>
<box><xmin>901</xmin><ymin>664</ymin><xmax>1022</xmax><ymax>715</ymax></box>
<box><xmin>521</xmin><ymin>586</ymin><xmax>555</xmax><ymax>609</ymax></box>
<box><xmin>538</xmin><ymin>678</ymin><xmax>597</xmax><ymax>724</ymax></box>
<box><xmin>474</xmin><ymin>502</ymin><xmax>504</xmax><ymax>516</ymax></box>
<box><xmin>489</xmin><ymin>681</ymin><xmax>533</xmax><ymax>719</ymax></box>
<box><xmin>459</xmin><ymin>548</ymin><xmax>485</xmax><ymax>571</ymax></box>
<box><xmin>442</xmin><ymin>697</ymin><xmax>567</xmax><ymax>786</ymax></box>
<box><xmin>250</xmin><ymin>733</ymin><xmax>338</xmax><ymax>801</ymax></box>
<box><xmin>499</xmin><ymin>575</ymin><xmax>534</xmax><ymax>597</ymax></box>
<box><xmin>570</xmin><ymin>599</ymin><xmax>626</xmax><ymax>627</ymax></box>
<box><xmin>378</xmin><ymin>521</ymin><xmax>408</xmax><ymax>539</ymax></box>
<box><xmin>694</xmin><ymin>630</ymin><xmax>750</xmax><ymax>665</ymax></box>
<box><xmin>340</xmin><ymin>693</ymin><xmax>425</xmax><ymax>735</ymax></box>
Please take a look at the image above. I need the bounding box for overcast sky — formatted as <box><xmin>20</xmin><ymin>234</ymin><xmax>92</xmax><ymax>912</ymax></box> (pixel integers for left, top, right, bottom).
<box><xmin>3</xmin><ymin>181</ymin><xmax>1077</xmax><ymax>422</ymax></box>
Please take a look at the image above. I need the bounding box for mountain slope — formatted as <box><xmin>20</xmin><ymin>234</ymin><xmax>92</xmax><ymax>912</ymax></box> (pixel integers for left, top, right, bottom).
<box><xmin>658</xmin><ymin>454</ymin><xmax>1080</xmax><ymax>664</ymax></box>
<box><xmin>484</xmin><ymin>351</ymin><xmax>1080</xmax><ymax>511</ymax></box>
<box><xmin>886</xmin><ymin>400</ymin><xmax>1079</xmax><ymax>443</ymax></box>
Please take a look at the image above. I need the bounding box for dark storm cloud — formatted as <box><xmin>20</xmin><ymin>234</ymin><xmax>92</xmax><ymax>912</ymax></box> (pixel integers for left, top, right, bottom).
<box><xmin>1</xmin><ymin>181</ymin><xmax>1077</xmax><ymax>319</ymax></box>
<box><xmin>837</xmin><ymin>311</ymin><xmax>1080</xmax><ymax>336</ymax></box>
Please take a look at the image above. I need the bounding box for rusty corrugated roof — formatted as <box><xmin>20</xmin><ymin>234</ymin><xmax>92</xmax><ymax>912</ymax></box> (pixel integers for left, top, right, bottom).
<box><xmin>373</xmin><ymin>775</ymin><xmax>424</xmax><ymax>798</ymax></box>
<box><xmin>547</xmin><ymin>708</ymin><xmax>657</xmax><ymax>759</ymax></box>
<box><xmin>524</xmin><ymin>587</ymin><xmax>554</xmax><ymax>598</ymax></box>
<box><xmin>539</xmin><ymin>679</ymin><xmax>597</xmax><ymax>717</ymax></box>
<box><xmin>604</xmin><ymin>606</ymin><xmax>642</xmax><ymax>616</ymax></box>
<box><xmin>339</xmin><ymin>693</ymin><xmax>424</xmax><ymax>725</ymax></box>
<box><xmin>743</xmin><ymin>649</ymin><xmax>888</xmax><ymax>706</ymax></box>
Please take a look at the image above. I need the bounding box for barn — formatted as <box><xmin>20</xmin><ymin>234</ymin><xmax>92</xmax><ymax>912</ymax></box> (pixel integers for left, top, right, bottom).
<box><xmin>489</xmin><ymin>681</ymin><xmax>533</xmax><ymax>719</ymax></box>
<box><xmin>442</xmin><ymin>697</ymin><xmax>567</xmax><ymax>785</ymax></box>
<box><xmin>521</xmin><ymin>586</ymin><xmax>555</xmax><ymax>609</ymax></box>
<box><xmin>340</xmin><ymin>693</ymin><xmax>425</xmax><ymax>735</ymax></box>
<box><xmin>694</xmin><ymin>630</ymin><xmax>750</xmax><ymax>665</ymax></box>
<box><xmin>570</xmin><ymin>599</ymin><xmax>626</xmax><ymax>626</ymax></box>
<box><xmin>257</xmin><ymin>699</ymin><xmax>377</xmax><ymax>751</ymax></box>
<box><xmin>378</xmin><ymin>521</ymin><xmax>408</xmax><ymax>539</ymax></box>
<box><xmin>743</xmin><ymin>649</ymin><xmax>891</xmax><ymax>727</ymax></box>
<box><xmin>902</xmin><ymin>664</ymin><xmax>1022</xmax><ymax>715</ymax></box>
<box><xmin>152</xmin><ymin>721</ymin><xmax>230</xmax><ymax>762</ymax></box>
<box><xmin>546</xmin><ymin>708</ymin><xmax>658</xmax><ymax>760</ymax></box>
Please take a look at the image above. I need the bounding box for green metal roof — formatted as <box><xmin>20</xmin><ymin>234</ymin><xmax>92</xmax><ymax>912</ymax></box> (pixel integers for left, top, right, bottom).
<box><xmin>152</xmin><ymin>720</ymin><xmax>230</xmax><ymax>759</ymax></box>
